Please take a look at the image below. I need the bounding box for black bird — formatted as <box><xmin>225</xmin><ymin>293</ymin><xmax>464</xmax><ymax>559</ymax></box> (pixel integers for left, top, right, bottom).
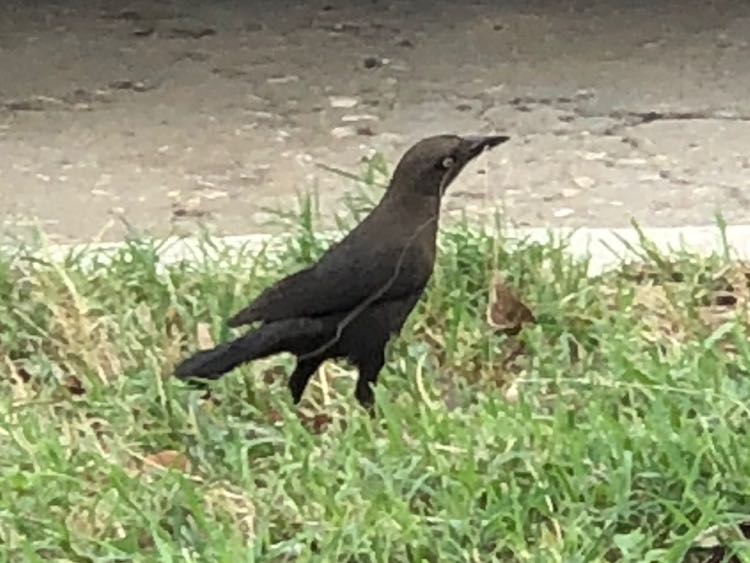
<box><xmin>174</xmin><ymin>134</ymin><xmax>510</xmax><ymax>407</ymax></box>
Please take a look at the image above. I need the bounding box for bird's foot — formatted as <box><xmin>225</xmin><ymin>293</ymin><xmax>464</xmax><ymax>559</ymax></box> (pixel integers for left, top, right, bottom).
<box><xmin>288</xmin><ymin>379</ymin><xmax>307</xmax><ymax>405</ymax></box>
<box><xmin>355</xmin><ymin>384</ymin><xmax>377</xmax><ymax>416</ymax></box>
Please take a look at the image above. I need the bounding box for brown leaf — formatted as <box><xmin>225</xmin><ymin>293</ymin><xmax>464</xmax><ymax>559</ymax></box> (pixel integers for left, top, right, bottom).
<box><xmin>486</xmin><ymin>274</ymin><xmax>535</xmax><ymax>335</ymax></box>
<box><xmin>143</xmin><ymin>450</ymin><xmax>191</xmax><ymax>473</ymax></box>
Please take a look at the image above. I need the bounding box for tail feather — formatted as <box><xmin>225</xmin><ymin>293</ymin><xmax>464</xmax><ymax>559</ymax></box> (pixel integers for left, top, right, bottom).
<box><xmin>174</xmin><ymin>318</ymin><xmax>329</xmax><ymax>381</ymax></box>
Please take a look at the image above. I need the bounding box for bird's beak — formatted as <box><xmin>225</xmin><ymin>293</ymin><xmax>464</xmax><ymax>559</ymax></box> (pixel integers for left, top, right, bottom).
<box><xmin>462</xmin><ymin>135</ymin><xmax>511</xmax><ymax>159</ymax></box>
<box><xmin>437</xmin><ymin>134</ymin><xmax>511</xmax><ymax>196</ymax></box>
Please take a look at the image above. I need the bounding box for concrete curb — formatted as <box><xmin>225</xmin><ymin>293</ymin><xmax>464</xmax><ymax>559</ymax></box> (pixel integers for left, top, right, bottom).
<box><xmin>10</xmin><ymin>223</ymin><xmax>748</xmax><ymax>276</ymax></box>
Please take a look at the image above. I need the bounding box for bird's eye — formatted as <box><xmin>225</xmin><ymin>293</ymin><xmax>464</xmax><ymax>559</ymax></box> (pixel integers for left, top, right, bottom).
<box><xmin>440</xmin><ymin>156</ymin><xmax>455</xmax><ymax>169</ymax></box>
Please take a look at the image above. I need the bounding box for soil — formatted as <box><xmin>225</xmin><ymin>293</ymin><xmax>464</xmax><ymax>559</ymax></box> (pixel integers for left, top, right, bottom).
<box><xmin>1</xmin><ymin>0</ymin><xmax>749</xmax><ymax>244</ymax></box>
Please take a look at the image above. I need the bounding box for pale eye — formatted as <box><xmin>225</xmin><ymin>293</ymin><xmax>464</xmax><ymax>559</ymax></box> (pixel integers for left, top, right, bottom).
<box><xmin>441</xmin><ymin>156</ymin><xmax>455</xmax><ymax>169</ymax></box>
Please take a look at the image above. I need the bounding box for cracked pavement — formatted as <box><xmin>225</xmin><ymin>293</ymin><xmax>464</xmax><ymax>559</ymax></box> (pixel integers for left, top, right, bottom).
<box><xmin>1</xmin><ymin>0</ymin><xmax>749</xmax><ymax>243</ymax></box>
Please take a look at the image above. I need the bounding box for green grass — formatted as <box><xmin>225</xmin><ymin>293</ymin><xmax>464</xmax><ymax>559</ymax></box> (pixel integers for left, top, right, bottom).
<box><xmin>1</xmin><ymin>187</ymin><xmax>750</xmax><ymax>562</ymax></box>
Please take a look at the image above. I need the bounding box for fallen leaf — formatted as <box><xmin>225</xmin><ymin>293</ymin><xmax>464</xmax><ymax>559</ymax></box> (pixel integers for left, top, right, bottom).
<box><xmin>486</xmin><ymin>274</ymin><xmax>536</xmax><ymax>335</ymax></box>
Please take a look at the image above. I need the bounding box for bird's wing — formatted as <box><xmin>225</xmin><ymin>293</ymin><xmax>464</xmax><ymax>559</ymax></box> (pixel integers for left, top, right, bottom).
<box><xmin>227</xmin><ymin>216</ymin><xmax>433</xmax><ymax>327</ymax></box>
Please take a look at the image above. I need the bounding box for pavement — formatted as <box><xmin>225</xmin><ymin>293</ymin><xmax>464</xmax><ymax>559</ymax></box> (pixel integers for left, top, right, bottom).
<box><xmin>1</xmin><ymin>0</ymin><xmax>749</xmax><ymax>244</ymax></box>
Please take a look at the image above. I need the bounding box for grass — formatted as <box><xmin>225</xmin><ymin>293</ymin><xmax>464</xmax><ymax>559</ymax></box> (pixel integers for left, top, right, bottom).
<box><xmin>1</xmin><ymin>176</ymin><xmax>750</xmax><ymax>561</ymax></box>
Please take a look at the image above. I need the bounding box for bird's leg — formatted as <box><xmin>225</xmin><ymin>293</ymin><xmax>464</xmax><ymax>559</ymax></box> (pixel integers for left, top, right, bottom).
<box><xmin>288</xmin><ymin>357</ymin><xmax>324</xmax><ymax>404</ymax></box>
<box><xmin>354</xmin><ymin>350</ymin><xmax>386</xmax><ymax>408</ymax></box>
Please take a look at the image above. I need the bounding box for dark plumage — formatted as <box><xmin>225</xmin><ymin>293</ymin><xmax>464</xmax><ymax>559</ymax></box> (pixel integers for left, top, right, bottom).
<box><xmin>174</xmin><ymin>134</ymin><xmax>510</xmax><ymax>408</ymax></box>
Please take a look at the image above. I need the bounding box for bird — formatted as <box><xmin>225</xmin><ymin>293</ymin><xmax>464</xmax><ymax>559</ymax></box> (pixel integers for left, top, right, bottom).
<box><xmin>174</xmin><ymin>133</ymin><xmax>510</xmax><ymax>408</ymax></box>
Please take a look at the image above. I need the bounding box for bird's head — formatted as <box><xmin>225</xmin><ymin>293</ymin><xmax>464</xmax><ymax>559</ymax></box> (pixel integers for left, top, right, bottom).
<box><xmin>387</xmin><ymin>134</ymin><xmax>510</xmax><ymax>199</ymax></box>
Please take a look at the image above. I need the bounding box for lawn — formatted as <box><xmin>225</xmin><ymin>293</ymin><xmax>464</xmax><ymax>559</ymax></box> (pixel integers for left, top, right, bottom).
<box><xmin>1</xmin><ymin>186</ymin><xmax>749</xmax><ymax>562</ymax></box>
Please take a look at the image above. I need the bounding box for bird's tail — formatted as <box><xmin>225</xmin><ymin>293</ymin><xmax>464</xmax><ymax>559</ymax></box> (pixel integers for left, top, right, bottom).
<box><xmin>174</xmin><ymin>318</ymin><xmax>328</xmax><ymax>381</ymax></box>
